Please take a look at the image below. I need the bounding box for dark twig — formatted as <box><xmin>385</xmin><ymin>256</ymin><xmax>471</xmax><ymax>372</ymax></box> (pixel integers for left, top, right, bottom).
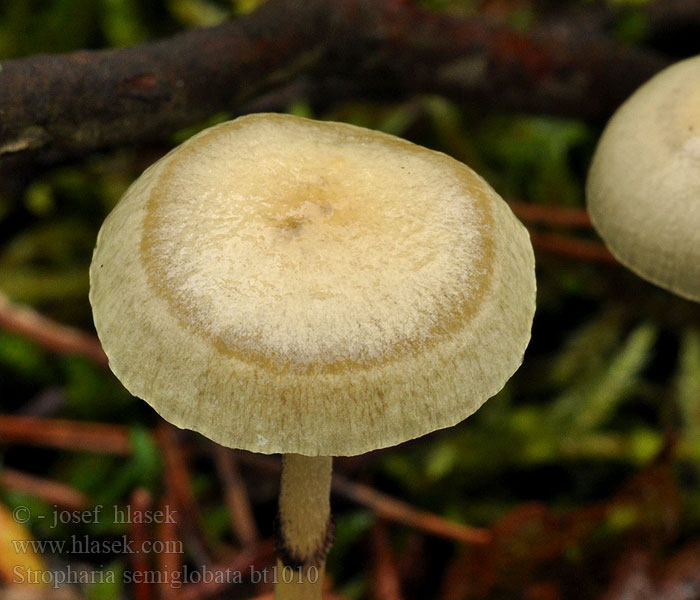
<box><xmin>129</xmin><ymin>488</ymin><xmax>154</xmax><ymax>600</ymax></box>
<box><xmin>332</xmin><ymin>473</ymin><xmax>492</xmax><ymax>545</ymax></box>
<box><xmin>371</xmin><ymin>521</ymin><xmax>405</xmax><ymax>600</ymax></box>
<box><xmin>0</xmin><ymin>415</ymin><xmax>130</xmax><ymax>455</ymax></box>
<box><xmin>0</xmin><ymin>291</ymin><xmax>108</xmax><ymax>367</ymax></box>
<box><xmin>529</xmin><ymin>231</ymin><xmax>617</xmax><ymax>264</ymax></box>
<box><xmin>212</xmin><ymin>445</ymin><xmax>260</xmax><ymax>548</ymax></box>
<box><xmin>0</xmin><ymin>467</ymin><xmax>88</xmax><ymax>510</ymax></box>
<box><xmin>156</xmin><ymin>424</ymin><xmax>214</xmax><ymax>566</ymax></box>
<box><xmin>0</xmin><ymin>0</ymin><xmax>669</xmax><ymax>170</ymax></box>
<box><xmin>508</xmin><ymin>201</ymin><xmax>592</xmax><ymax>229</ymax></box>
<box><xmin>156</xmin><ymin>492</ymin><xmax>184</xmax><ymax>600</ymax></box>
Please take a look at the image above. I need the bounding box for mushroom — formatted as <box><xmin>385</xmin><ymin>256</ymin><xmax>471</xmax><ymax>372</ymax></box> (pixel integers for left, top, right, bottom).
<box><xmin>586</xmin><ymin>54</ymin><xmax>700</xmax><ymax>302</ymax></box>
<box><xmin>89</xmin><ymin>113</ymin><xmax>536</xmax><ymax>598</ymax></box>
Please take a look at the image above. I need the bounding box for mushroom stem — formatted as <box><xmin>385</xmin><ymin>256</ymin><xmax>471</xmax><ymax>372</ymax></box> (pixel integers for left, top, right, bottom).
<box><xmin>275</xmin><ymin>454</ymin><xmax>333</xmax><ymax>599</ymax></box>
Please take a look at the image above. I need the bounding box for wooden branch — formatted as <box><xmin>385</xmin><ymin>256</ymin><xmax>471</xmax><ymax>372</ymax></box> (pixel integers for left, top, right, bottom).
<box><xmin>0</xmin><ymin>468</ymin><xmax>88</xmax><ymax>510</ymax></box>
<box><xmin>156</xmin><ymin>492</ymin><xmax>184</xmax><ymax>600</ymax></box>
<box><xmin>129</xmin><ymin>488</ymin><xmax>155</xmax><ymax>600</ymax></box>
<box><xmin>371</xmin><ymin>521</ymin><xmax>405</xmax><ymax>600</ymax></box>
<box><xmin>0</xmin><ymin>415</ymin><xmax>131</xmax><ymax>455</ymax></box>
<box><xmin>331</xmin><ymin>473</ymin><xmax>492</xmax><ymax>545</ymax></box>
<box><xmin>0</xmin><ymin>0</ymin><xmax>329</xmax><ymax>169</ymax></box>
<box><xmin>0</xmin><ymin>291</ymin><xmax>108</xmax><ymax>367</ymax></box>
<box><xmin>156</xmin><ymin>424</ymin><xmax>214</xmax><ymax>566</ymax></box>
<box><xmin>0</xmin><ymin>0</ymin><xmax>669</xmax><ymax>169</ymax></box>
<box><xmin>508</xmin><ymin>201</ymin><xmax>592</xmax><ymax>229</ymax></box>
<box><xmin>529</xmin><ymin>231</ymin><xmax>617</xmax><ymax>264</ymax></box>
<box><xmin>212</xmin><ymin>445</ymin><xmax>260</xmax><ymax>548</ymax></box>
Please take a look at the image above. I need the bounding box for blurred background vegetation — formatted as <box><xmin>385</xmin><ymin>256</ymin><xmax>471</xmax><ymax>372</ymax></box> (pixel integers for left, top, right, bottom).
<box><xmin>1</xmin><ymin>1</ymin><xmax>700</xmax><ymax>599</ymax></box>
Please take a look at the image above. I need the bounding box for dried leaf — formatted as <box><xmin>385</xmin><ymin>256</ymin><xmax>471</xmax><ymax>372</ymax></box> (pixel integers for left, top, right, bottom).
<box><xmin>0</xmin><ymin>501</ymin><xmax>48</xmax><ymax>588</ymax></box>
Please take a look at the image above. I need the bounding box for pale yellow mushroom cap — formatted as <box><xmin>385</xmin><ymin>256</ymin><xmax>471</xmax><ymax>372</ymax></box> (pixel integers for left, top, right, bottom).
<box><xmin>587</xmin><ymin>55</ymin><xmax>700</xmax><ymax>302</ymax></box>
<box><xmin>89</xmin><ymin>113</ymin><xmax>535</xmax><ymax>456</ymax></box>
